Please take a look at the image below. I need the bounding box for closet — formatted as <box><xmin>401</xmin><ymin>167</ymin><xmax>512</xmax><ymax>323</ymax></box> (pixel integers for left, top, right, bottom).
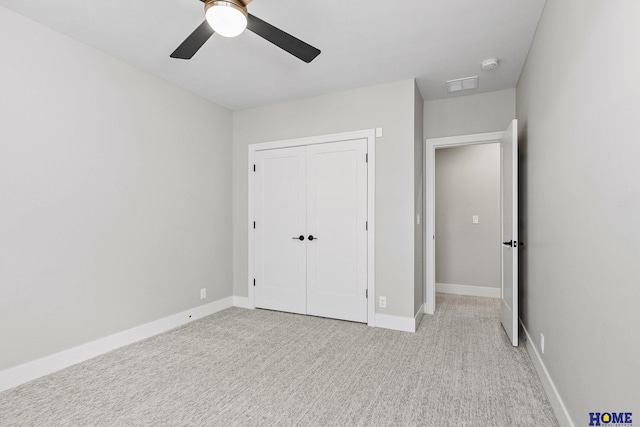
<box><xmin>252</xmin><ymin>137</ymin><xmax>368</xmax><ymax>323</ymax></box>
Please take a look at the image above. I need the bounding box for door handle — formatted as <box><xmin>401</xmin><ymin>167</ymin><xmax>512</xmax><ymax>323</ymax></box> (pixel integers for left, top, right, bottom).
<box><xmin>308</xmin><ymin>235</ymin><xmax>317</xmax><ymax>241</ymax></box>
<box><xmin>292</xmin><ymin>235</ymin><xmax>305</xmax><ymax>241</ymax></box>
<box><xmin>502</xmin><ymin>240</ymin><xmax>514</xmax><ymax>247</ymax></box>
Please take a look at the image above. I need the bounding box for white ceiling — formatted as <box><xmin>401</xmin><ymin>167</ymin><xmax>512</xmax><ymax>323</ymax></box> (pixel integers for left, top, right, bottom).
<box><xmin>1</xmin><ymin>0</ymin><xmax>546</xmax><ymax>111</ymax></box>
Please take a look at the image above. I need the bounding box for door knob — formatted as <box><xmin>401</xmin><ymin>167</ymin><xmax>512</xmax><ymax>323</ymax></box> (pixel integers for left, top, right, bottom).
<box><xmin>292</xmin><ymin>235</ymin><xmax>305</xmax><ymax>241</ymax></box>
<box><xmin>308</xmin><ymin>235</ymin><xmax>317</xmax><ymax>241</ymax></box>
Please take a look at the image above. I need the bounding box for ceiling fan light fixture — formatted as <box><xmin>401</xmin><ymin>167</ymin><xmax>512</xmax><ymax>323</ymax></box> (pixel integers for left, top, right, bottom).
<box><xmin>205</xmin><ymin>0</ymin><xmax>248</xmax><ymax>38</ymax></box>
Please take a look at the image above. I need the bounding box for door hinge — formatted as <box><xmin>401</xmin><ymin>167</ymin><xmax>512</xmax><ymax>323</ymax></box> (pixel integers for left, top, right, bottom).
<box><xmin>253</xmin><ymin>221</ymin><xmax>256</xmax><ymax>229</ymax></box>
<box><xmin>366</xmin><ymin>221</ymin><xmax>368</xmax><ymax>231</ymax></box>
<box><xmin>366</xmin><ymin>289</ymin><xmax>368</xmax><ymax>299</ymax></box>
<box><xmin>253</xmin><ymin>164</ymin><xmax>256</xmax><ymax>172</ymax></box>
<box><xmin>253</xmin><ymin>278</ymin><xmax>256</xmax><ymax>287</ymax></box>
<box><xmin>366</xmin><ymin>153</ymin><xmax>368</xmax><ymax>163</ymax></box>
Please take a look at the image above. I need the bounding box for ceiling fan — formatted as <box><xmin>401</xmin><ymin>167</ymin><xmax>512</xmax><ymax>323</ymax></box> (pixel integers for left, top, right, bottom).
<box><xmin>170</xmin><ymin>0</ymin><xmax>321</xmax><ymax>63</ymax></box>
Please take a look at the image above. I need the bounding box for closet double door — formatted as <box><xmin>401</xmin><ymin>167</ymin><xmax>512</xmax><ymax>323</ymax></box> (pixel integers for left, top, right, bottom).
<box><xmin>253</xmin><ymin>139</ymin><xmax>368</xmax><ymax>323</ymax></box>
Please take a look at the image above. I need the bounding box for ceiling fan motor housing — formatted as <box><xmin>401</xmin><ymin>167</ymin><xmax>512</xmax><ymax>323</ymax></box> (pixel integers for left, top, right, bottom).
<box><xmin>205</xmin><ymin>0</ymin><xmax>248</xmax><ymax>15</ymax></box>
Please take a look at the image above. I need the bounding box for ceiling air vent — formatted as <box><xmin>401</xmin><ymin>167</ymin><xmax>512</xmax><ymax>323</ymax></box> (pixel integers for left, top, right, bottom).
<box><xmin>446</xmin><ymin>76</ymin><xmax>478</xmax><ymax>93</ymax></box>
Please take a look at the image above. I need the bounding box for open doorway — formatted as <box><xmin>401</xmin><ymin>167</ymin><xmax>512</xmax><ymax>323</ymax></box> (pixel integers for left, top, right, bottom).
<box><xmin>424</xmin><ymin>131</ymin><xmax>504</xmax><ymax>315</ymax></box>
<box><xmin>424</xmin><ymin>122</ymin><xmax>519</xmax><ymax>345</ymax></box>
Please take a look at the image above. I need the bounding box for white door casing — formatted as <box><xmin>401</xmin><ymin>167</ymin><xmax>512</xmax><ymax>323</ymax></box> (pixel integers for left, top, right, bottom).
<box><xmin>500</xmin><ymin>119</ymin><xmax>519</xmax><ymax>346</ymax></box>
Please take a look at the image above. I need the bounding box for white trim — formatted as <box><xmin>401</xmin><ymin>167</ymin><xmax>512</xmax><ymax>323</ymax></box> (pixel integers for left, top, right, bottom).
<box><xmin>232</xmin><ymin>296</ymin><xmax>253</xmax><ymax>309</ymax></box>
<box><xmin>425</xmin><ymin>131</ymin><xmax>504</xmax><ymax>315</ymax></box>
<box><xmin>247</xmin><ymin>129</ymin><xmax>377</xmax><ymax>152</ymax></box>
<box><xmin>0</xmin><ymin>297</ymin><xmax>233</xmax><ymax>393</ymax></box>
<box><xmin>367</xmin><ymin>131</ymin><xmax>376</xmax><ymax>327</ymax></box>
<box><xmin>248</xmin><ymin>129</ymin><xmax>377</xmax><ymax>327</ymax></box>
<box><xmin>375</xmin><ymin>313</ymin><xmax>416</xmax><ymax>333</ymax></box>
<box><xmin>436</xmin><ymin>283</ymin><xmax>500</xmax><ymax>298</ymax></box>
<box><xmin>426</xmin><ymin>132</ymin><xmax>504</xmax><ymax>148</ymax></box>
<box><xmin>414</xmin><ymin>303</ymin><xmax>425</xmax><ymax>331</ymax></box>
<box><xmin>248</xmin><ymin>144</ymin><xmax>256</xmax><ymax>310</ymax></box>
<box><xmin>520</xmin><ymin>320</ymin><xmax>575</xmax><ymax>427</ymax></box>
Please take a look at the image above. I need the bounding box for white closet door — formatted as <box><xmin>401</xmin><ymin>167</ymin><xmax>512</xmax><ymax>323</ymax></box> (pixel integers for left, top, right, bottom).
<box><xmin>306</xmin><ymin>139</ymin><xmax>368</xmax><ymax>323</ymax></box>
<box><xmin>254</xmin><ymin>147</ymin><xmax>307</xmax><ymax>315</ymax></box>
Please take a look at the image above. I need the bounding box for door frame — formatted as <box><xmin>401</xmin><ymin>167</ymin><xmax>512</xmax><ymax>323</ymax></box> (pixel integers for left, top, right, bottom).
<box><xmin>248</xmin><ymin>129</ymin><xmax>377</xmax><ymax>326</ymax></box>
<box><xmin>424</xmin><ymin>131</ymin><xmax>505</xmax><ymax>315</ymax></box>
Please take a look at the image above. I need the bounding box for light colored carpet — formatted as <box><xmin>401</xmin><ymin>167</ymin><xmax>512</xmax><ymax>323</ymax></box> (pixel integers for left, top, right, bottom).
<box><xmin>0</xmin><ymin>294</ymin><xmax>558</xmax><ymax>426</ymax></box>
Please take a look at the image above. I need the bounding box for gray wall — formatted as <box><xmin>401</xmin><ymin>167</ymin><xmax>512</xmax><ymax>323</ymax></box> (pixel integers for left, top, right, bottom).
<box><xmin>414</xmin><ymin>84</ymin><xmax>424</xmax><ymax>314</ymax></box>
<box><xmin>517</xmin><ymin>0</ymin><xmax>640</xmax><ymax>422</ymax></box>
<box><xmin>0</xmin><ymin>7</ymin><xmax>233</xmax><ymax>370</ymax></box>
<box><xmin>424</xmin><ymin>89</ymin><xmax>515</xmax><ymax>139</ymax></box>
<box><xmin>435</xmin><ymin>145</ymin><xmax>500</xmax><ymax>288</ymax></box>
<box><xmin>233</xmin><ymin>79</ymin><xmax>420</xmax><ymax>319</ymax></box>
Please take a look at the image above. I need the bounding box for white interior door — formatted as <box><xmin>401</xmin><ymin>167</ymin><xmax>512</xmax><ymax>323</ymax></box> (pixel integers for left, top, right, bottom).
<box><xmin>253</xmin><ymin>139</ymin><xmax>368</xmax><ymax>323</ymax></box>
<box><xmin>500</xmin><ymin>119</ymin><xmax>519</xmax><ymax>346</ymax></box>
<box><xmin>254</xmin><ymin>147</ymin><xmax>307</xmax><ymax>315</ymax></box>
<box><xmin>306</xmin><ymin>139</ymin><xmax>368</xmax><ymax>323</ymax></box>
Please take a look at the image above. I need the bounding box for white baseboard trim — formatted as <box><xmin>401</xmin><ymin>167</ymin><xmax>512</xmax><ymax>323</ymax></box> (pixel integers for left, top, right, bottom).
<box><xmin>415</xmin><ymin>303</ymin><xmax>425</xmax><ymax>331</ymax></box>
<box><xmin>436</xmin><ymin>282</ymin><xmax>500</xmax><ymax>298</ymax></box>
<box><xmin>0</xmin><ymin>297</ymin><xmax>234</xmax><ymax>393</ymax></box>
<box><xmin>520</xmin><ymin>320</ymin><xmax>575</xmax><ymax>427</ymax></box>
<box><xmin>375</xmin><ymin>313</ymin><xmax>416</xmax><ymax>333</ymax></box>
<box><xmin>232</xmin><ymin>296</ymin><xmax>253</xmax><ymax>309</ymax></box>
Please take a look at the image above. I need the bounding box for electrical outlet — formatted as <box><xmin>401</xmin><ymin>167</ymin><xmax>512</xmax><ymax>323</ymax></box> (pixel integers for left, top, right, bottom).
<box><xmin>200</xmin><ymin>288</ymin><xmax>206</xmax><ymax>300</ymax></box>
<box><xmin>540</xmin><ymin>333</ymin><xmax>545</xmax><ymax>354</ymax></box>
<box><xmin>379</xmin><ymin>296</ymin><xmax>386</xmax><ymax>308</ymax></box>
<box><xmin>472</xmin><ymin>215</ymin><xmax>479</xmax><ymax>224</ymax></box>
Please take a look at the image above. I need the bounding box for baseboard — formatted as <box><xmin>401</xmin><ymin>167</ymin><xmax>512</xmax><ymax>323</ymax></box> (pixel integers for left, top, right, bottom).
<box><xmin>375</xmin><ymin>313</ymin><xmax>416</xmax><ymax>333</ymax></box>
<box><xmin>232</xmin><ymin>296</ymin><xmax>252</xmax><ymax>309</ymax></box>
<box><xmin>436</xmin><ymin>282</ymin><xmax>500</xmax><ymax>298</ymax></box>
<box><xmin>0</xmin><ymin>296</ymin><xmax>234</xmax><ymax>393</ymax></box>
<box><xmin>520</xmin><ymin>320</ymin><xmax>575</xmax><ymax>427</ymax></box>
<box><xmin>415</xmin><ymin>303</ymin><xmax>424</xmax><ymax>330</ymax></box>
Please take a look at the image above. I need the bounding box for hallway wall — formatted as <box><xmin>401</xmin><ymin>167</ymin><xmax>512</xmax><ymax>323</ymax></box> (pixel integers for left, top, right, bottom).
<box><xmin>435</xmin><ymin>144</ymin><xmax>501</xmax><ymax>291</ymax></box>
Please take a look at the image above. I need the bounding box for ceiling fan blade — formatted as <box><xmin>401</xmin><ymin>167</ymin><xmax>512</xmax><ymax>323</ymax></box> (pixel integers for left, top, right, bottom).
<box><xmin>246</xmin><ymin>14</ymin><xmax>320</xmax><ymax>63</ymax></box>
<box><xmin>170</xmin><ymin>20</ymin><xmax>215</xmax><ymax>60</ymax></box>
